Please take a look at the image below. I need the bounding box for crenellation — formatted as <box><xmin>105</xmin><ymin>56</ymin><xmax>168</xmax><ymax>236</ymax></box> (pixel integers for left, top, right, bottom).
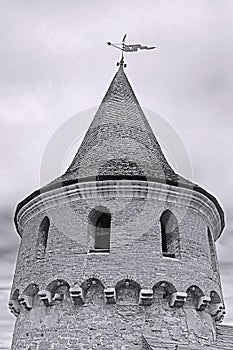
<box><xmin>52</xmin><ymin>292</ymin><xmax>65</xmax><ymax>302</ymax></box>
<box><xmin>38</xmin><ymin>290</ymin><xmax>53</xmax><ymax>306</ymax></box>
<box><xmin>209</xmin><ymin>303</ymin><xmax>225</xmax><ymax>318</ymax></box>
<box><xmin>18</xmin><ymin>295</ymin><xmax>33</xmax><ymax>310</ymax></box>
<box><xmin>197</xmin><ymin>296</ymin><xmax>211</xmax><ymax>311</ymax></box>
<box><xmin>8</xmin><ymin>300</ymin><xmax>20</xmax><ymax>317</ymax></box>
<box><xmin>104</xmin><ymin>287</ymin><xmax>116</xmax><ymax>304</ymax></box>
<box><xmin>139</xmin><ymin>289</ymin><xmax>153</xmax><ymax>306</ymax></box>
<box><xmin>169</xmin><ymin>292</ymin><xmax>187</xmax><ymax>308</ymax></box>
<box><xmin>70</xmin><ymin>286</ymin><xmax>84</xmax><ymax>305</ymax></box>
<box><xmin>215</xmin><ymin>308</ymin><xmax>226</xmax><ymax>324</ymax></box>
<box><xmin>10</xmin><ymin>279</ymin><xmax>225</xmax><ymax>328</ymax></box>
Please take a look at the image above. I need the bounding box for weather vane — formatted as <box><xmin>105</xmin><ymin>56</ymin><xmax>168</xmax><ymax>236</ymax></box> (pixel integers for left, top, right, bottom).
<box><xmin>107</xmin><ymin>34</ymin><xmax>156</xmax><ymax>67</ymax></box>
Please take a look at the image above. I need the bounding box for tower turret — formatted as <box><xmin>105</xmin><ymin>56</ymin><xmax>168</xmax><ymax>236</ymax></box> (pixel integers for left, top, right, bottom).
<box><xmin>10</xmin><ymin>63</ymin><xmax>229</xmax><ymax>350</ymax></box>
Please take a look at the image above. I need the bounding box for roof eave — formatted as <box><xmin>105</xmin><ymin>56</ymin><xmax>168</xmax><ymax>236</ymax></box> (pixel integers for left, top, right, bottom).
<box><xmin>14</xmin><ymin>176</ymin><xmax>225</xmax><ymax>238</ymax></box>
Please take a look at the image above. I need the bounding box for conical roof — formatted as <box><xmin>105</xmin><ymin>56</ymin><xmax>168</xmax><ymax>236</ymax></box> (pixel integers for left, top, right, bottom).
<box><xmin>48</xmin><ymin>64</ymin><xmax>191</xmax><ymax>186</ymax></box>
<box><xmin>15</xmin><ymin>63</ymin><xmax>224</xmax><ymax>235</ymax></box>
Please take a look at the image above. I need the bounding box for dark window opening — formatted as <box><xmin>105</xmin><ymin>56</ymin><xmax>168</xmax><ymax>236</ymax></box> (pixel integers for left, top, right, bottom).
<box><xmin>89</xmin><ymin>211</ymin><xmax>111</xmax><ymax>253</ymax></box>
<box><xmin>36</xmin><ymin>216</ymin><xmax>50</xmax><ymax>259</ymax></box>
<box><xmin>160</xmin><ymin>210</ymin><xmax>180</xmax><ymax>258</ymax></box>
<box><xmin>94</xmin><ymin>213</ymin><xmax>111</xmax><ymax>252</ymax></box>
<box><xmin>208</xmin><ymin>228</ymin><xmax>217</xmax><ymax>272</ymax></box>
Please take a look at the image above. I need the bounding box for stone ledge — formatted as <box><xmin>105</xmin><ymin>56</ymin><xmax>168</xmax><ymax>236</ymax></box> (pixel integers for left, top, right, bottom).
<box><xmin>16</xmin><ymin>180</ymin><xmax>222</xmax><ymax>240</ymax></box>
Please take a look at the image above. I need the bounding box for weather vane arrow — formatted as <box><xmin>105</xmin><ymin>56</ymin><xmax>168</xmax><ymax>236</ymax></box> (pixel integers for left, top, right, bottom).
<box><xmin>107</xmin><ymin>34</ymin><xmax>156</xmax><ymax>67</ymax></box>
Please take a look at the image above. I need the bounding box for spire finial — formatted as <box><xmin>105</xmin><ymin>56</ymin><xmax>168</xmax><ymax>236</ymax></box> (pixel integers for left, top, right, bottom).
<box><xmin>117</xmin><ymin>49</ymin><xmax>126</xmax><ymax>68</ymax></box>
<box><xmin>107</xmin><ymin>34</ymin><xmax>156</xmax><ymax>67</ymax></box>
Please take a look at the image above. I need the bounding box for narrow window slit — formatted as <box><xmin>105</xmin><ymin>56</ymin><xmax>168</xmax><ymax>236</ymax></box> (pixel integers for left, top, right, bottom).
<box><xmin>160</xmin><ymin>210</ymin><xmax>180</xmax><ymax>258</ymax></box>
<box><xmin>36</xmin><ymin>216</ymin><xmax>50</xmax><ymax>259</ymax></box>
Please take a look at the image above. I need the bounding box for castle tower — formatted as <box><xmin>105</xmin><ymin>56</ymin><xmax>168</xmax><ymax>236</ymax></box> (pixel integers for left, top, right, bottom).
<box><xmin>9</xmin><ymin>61</ymin><xmax>232</xmax><ymax>350</ymax></box>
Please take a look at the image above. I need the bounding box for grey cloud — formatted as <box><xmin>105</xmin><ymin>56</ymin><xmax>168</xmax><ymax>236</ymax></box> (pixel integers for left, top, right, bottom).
<box><xmin>0</xmin><ymin>0</ymin><xmax>233</xmax><ymax>345</ymax></box>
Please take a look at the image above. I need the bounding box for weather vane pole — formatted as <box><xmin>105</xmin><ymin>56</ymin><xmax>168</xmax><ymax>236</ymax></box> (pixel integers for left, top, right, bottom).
<box><xmin>107</xmin><ymin>34</ymin><xmax>156</xmax><ymax>67</ymax></box>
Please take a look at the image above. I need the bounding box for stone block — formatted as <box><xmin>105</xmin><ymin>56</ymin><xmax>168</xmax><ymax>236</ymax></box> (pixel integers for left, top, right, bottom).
<box><xmin>139</xmin><ymin>289</ymin><xmax>153</xmax><ymax>306</ymax></box>
<box><xmin>70</xmin><ymin>286</ymin><xmax>84</xmax><ymax>305</ymax></box>
<box><xmin>38</xmin><ymin>290</ymin><xmax>52</xmax><ymax>306</ymax></box>
<box><xmin>104</xmin><ymin>287</ymin><xmax>116</xmax><ymax>304</ymax></box>
<box><xmin>8</xmin><ymin>299</ymin><xmax>20</xmax><ymax>316</ymax></box>
<box><xmin>18</xmin><ymin>295</ymin><xmax>33</xmax><ymax>310</ymax></box>
<box><xmin>169</xmin><ymin>292</ymin><xmax>187</xmax><ymax>308</ymax></box>
<box><xmin>197</xmin><ymin>296</ymin><xmax>211</xmax><ymax>311</ymax></box>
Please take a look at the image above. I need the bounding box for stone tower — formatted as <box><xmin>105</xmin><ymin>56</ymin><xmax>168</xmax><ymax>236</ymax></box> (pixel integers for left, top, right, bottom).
<box><xmin>9</xmin><ymin>61</ymin><xmax>233</xmax><ymax>350</ymax></box>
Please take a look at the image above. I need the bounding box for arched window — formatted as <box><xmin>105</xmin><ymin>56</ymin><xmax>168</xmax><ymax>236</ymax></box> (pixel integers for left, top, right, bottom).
<box><xmin>95</xmin><ymin>213</ymin><xmax>111</xmax><ymax>251</ymax></box>
<box><xmin>36</xmin><ymin>216</ymin><xmax>50</xmax><ymax>258</ymax></box>
<box><xmin>207</xmin><ymin>227</ymin><xmax>217</xmax><ymax>272</ymax></box>
<box><xmin>47</xmin><ymin>279</ymin><xmax>70</xmax><ymax>301</ymax></box>
<box><xmin>160</xmin><ymin>210</ymin><xmax>180</xmax><ymax>258</ymax></box>
<box><xmin>89</xmin><ymin>209</ymin><xmax>111</xmax><ymax>253</ymax></box>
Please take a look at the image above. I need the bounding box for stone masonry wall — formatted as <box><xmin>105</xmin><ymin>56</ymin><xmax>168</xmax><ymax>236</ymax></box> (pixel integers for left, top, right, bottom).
<box><xmin>12</xmin><ymin>194</ymin><xmax>221</xmax><ymax>295</ymax></box>
<box><xmin>10</xmin><ymin>181</ymin><xmax>223</xmax><ymax>349</ymax></box>
<box><xmin>11</xmin><ymin>285</ymin><xmax>217</xmax><ymax>350</ymax></box>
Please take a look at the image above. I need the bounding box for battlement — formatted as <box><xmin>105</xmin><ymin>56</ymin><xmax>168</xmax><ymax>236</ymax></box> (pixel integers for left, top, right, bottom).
<box><xmin>9</xmin><ymin>278</ymin><xmax>225</xmax><ymax>325</ymax></box>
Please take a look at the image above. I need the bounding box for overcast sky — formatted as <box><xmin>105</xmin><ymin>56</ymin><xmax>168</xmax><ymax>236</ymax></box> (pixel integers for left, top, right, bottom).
<box><xmin>1</xmin><ymin>1</ymin><xmax>233</xmax><ymax>348</ymax></box>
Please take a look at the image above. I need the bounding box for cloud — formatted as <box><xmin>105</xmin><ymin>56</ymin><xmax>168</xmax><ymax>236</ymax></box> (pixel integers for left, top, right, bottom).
<box><xmin>0</xmin><ymin>207</ymin><xmax>19</xmax><ymax>345</ymax></box>
<box><xmin>0</xmin><ymin>289</ymin><xmax>14</xmax><ymax>349</ymax></box>
<box><xmin>0</xmin><ymin>0</ymin><xmax>232</xmax><ymax>345</ymax></box>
